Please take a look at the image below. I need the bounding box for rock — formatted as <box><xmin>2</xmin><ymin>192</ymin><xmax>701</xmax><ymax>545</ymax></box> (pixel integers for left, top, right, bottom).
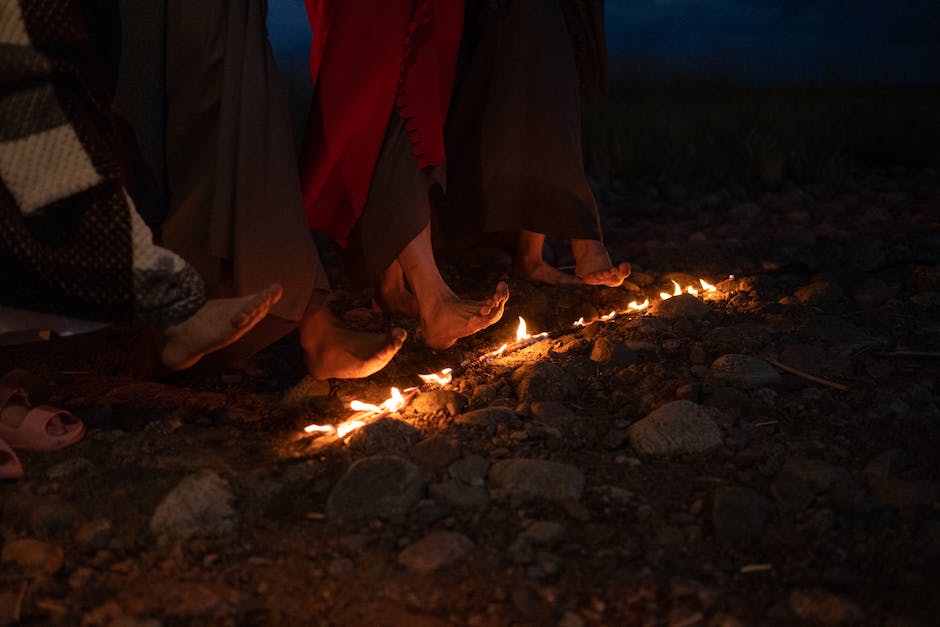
<box><xmin>75</xmin><ymin>519</ymin><xmax>112</xmax><ymax>554</ymax></box>
<box><xmin>794</xmin><ymin>281</ymin><xmax>845</xmax><ymax>310</ymax></box>
<box><xmin>628</xmin><ymin>401</ymin><xmax>723</xmax><ymax>455</ymax></box>
<box><xmin>867</xmin><ymin>477</ymin><xmax>938</xmax><ymax>509</ymax></box>
<box><xmin>346</xmin><ymin>417</ymin><xmax>420</xmax><ymax>456</ymax></box>
<box><xmin>781</xmin><ymin>457</ymin><xmax>851</xmax><ymax>491</ymax></box>
<box><xmin>529</xmin><ymin>402</ymin><xmax>577</xmax><ymax>429</ymax></box>
<box><xmin>1</xmin><ymin>538</ymin><xmax>64</xmax><ymax>575</ymax></box>
<box><xmin>512</xmin><ymin>362</ymin><xmax>577</xmax><ymax>402</ymax></box>
<box><xmin>589</xmin><ymin>338</ymin><xmax>636</xmax><ymax>366</ymax></box>
<box><xmin>712</xmin><ymin>487</ymin><xmax>774</xmax><ymax>548</ymax></box>
<box><xmin>411</xmin><ymin>435</ymin><xmax>461</xmax><ymax>468</ymax></box>
<box><xmin>280</xmin><ymin>376</ymin><xmax>332</xmax><ymax>407</ymax></box>
<box><xmin>150</xmin><ymin>471</ymin><xmax>237</xmax><ymax>542</ymax></box>
<box><xmin>449</xmin><ymin>455</ymin><xmax>490</xmax><ymax>487</ymax></box>
<box><xmin>521</xmin><ymin>521</ymin><xmax>566</xmax><ymax>546</ymax></box>
<box><xmin>455</xmin><ymin>406</ymin><xmax>516</xmax><ymax>427</ymax></box>
<box><xmin>851</xmin><ymin>278</ymin><xmax>895</xmax><ymax>308</ymax></box>
<box><xmin>710</xmin><ymin>354</ymin><xmax>781</xmax><ymax>390</ymax></box>
<box><xmin>488</xmin><ymin>459</ymin><xmax>585</xmax><ymax>501</ymax></box>
<box><xmin>705</xmin><ymin>387</ymin><xmax>749</xmax><ymax>418</ymax></box>
<box><xmin>45</xmin><ymin>456</ymin><xmax>95</xmax><ymax>480</ymax></box>
<box><xmin>651</xmin><ymin>294</ymin><xmax>711</xmax><ymax>319</ymax></box>
<box><xmin>429</xmin><ymin>481</ymin><xmax>490</xmax><ymax>508</ymax></box>
<box><xmin>863</xmin><ymin>449</ymin><xmax>906</xmax><ymax>479</ymax></box>
<box><xmin>770</xmin><ymin>478</ymin><xmax>815</xmax><ymax>512</ymax></box>
<box><xmin>676</xmin><ymin>383</ymin><xmax>701</xmax><ymax>402</ymax></box>
<box><xmin>326</xmin><ymin>456</ymin><xmax>425</xmax><ymax>522</ymax></box>
<box><xmin>789</xmin><ymin>588</ymin><xmax>863</xmax><ymax>624</ymax></box>
<box><xmin>470</xmin><ymin>383</ymin><xmax>500</xmax><ymax>406</ymax></box>
<box><xmin>411</xmin><ymin>390</ymin><xmax>469</xmax><ymax>417</ymax></box>
<box><xmin>397</xmin><ymin>531</ymin><xmax>474</xmax><ymax>574</ymax></box>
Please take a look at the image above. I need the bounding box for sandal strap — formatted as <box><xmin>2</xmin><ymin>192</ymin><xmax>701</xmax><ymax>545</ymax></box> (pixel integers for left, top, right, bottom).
<box><xmin>0</xmin><ymin>384</ymin><xmax>30</xmax><ymax>410</ymax></box>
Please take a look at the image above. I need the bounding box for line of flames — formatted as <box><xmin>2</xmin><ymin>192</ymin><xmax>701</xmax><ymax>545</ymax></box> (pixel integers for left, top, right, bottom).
<box><xmin>304</xmin><ymin>276</ymin><xmax>727</xmax><ymax>439</ymax></box>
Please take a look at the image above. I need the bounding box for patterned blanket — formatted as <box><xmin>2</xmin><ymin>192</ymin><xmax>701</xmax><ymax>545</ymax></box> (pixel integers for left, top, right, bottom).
<box><xmin>0</xmin><ymin>0</ymin><xmax>204</xmax><ymax>325</ymax></box>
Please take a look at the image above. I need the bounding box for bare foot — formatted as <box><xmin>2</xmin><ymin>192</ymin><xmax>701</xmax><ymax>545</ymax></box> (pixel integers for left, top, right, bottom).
<box><xmin>514</xmin><ymin>256</ymin><xmax>582</xmax><ymax>285</ymax></box>
<box><xmin>421</xmin><ymin>282</ymin><xmax>510</xmax><ymax>350</ymax></box>
<box><xmin>161</xmin><ymin>284</ymin><xmax>283</xmax><ymax>371</ymax></box>
<box><xmin>374</xmin><ymin>260</ymin><xmax>420</xmax><ymax>318</ymax></box>
<box><xmin>299</xmin><ymin>308</ymin><xmax>406</xmax><ymax>379</ymax></box>
<box><xmin>572</xmin><ymin>239</ymin><xmax>631</xmax><ymax>287</ymax></box>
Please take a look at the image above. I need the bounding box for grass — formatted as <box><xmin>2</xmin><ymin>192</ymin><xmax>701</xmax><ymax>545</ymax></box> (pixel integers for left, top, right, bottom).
<box><xmin>583</xmin><ymin>80</ymin><xmax>940</xmax><ymax>182</ymax></box>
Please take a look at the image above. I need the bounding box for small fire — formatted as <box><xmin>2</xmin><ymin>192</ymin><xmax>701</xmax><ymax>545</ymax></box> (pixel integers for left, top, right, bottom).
<box><xmin>515</xmin><ymin>316</ymin><xmax>530</xmax><ymax>341</ymax></box>
<box><xmin>489</xmin><ymin>343</ymin><xmax>509</xmax><ymax>359</ymax></box>
<box><xmin>686</xmin><ymin>285</ymin><xmax>699</xmax><ymax>296</ymax></box>
<box><xmin>601</xmin><ymin>311</ymin><xmax>617</xmax><ymax>321</ymax></box>
<box><xmin>418</xmin><ymin>368</ymin><xmax>453</xmax><ymax>386</ymax></box>
<box><xmin>304</xmin><ymin>424</ymin><xmax>333</xmax><ymax>434</ymax></box>
<box><xmin>700</xmin><ymin>278</ymin><xmax>717</xmax><ymax>292</ymax></box>
<box><xmin>629</xmin><ymin>299</ymin><xmax>650</xmax><ymax>311</ymax></box>
<box><xmin>349</xmin><ymin>386</ymin><xmax>408</xmax><ymax>415</ymax></box>
<box><xmin>660</xmin><ymin>280</ymin><xmax>683</xmax><ymax>300</ymax></box>
<box><xmin>573</xmin><ymin>317</ymin><xmax>586</xmax><ymax>327</ymax></box>
<box><xmin>336</xmin><ymin>420</ymin><xmax>366</xmax><ymax>438</ymax></box>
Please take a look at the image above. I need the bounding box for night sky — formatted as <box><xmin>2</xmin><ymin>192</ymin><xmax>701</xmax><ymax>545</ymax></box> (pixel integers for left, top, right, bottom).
<box><xmin>268</xmin><ymin>0</ymin><xmax>940</xmax><ymax>84</ymax></box>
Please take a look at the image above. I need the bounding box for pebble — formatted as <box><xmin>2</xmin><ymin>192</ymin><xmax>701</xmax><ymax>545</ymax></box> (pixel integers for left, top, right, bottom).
<box><xmin>455</xmin><ymin>406</ymin><xmax>516</xmax><ymax>427</ymax></box>
<box><xmin>521</xmin><ymin>521</ymin><xmax>567</xmax><ymax>546</ymax></box>
<box><xmin>397</xmin><ymin>531</ymin><xmax>474</xmax><ymax>574</ymax></box>
<box><xmin>851</xmin><ymin>278</ymin><xmax>895</xmax><ymax>307</ymax></box>
<box><xmin>710</xmin><ymin>354</ymin><xmax>781</xmax><ymax>389</ymax></box>
<box><xmin>781</xmin><ymin>457</ymin><xmax>851</xmax><ymax>491</ymax></box>
<box><xmin>705</xmin><ymin>387</ymin><xmax>749</xmax><ymax>418</ymax></box>
<box><xmin>794</xmin><ymin>281</ymin><xmax>845</xmax><ymax>311</ymax></box>
<box><xmin>346</xmin><ymin>417</ymin><xmax>420</xmax><ymax>456</ymax></box>
<box><xmin>867</xmin><ymin>477</ymin><xmax>938</xmax><ymax>509</ymax></box>
<box><xmin>75</xmin><ymin>518</ymin><xmax>112</xmax><ymax>554</ymax></box>
<box><xmin>150</xmin><ymin>471</ymin><xmax>237</xmax><ymax>542</ymax></box>
<box><xmin>326</xmin><ymin>456</ymin><xmax>425</xmax><ymax>522</ymax></box>
<box><xmin>628</xmin><ymin>401</ymin><xmax>724</xmax><ymax>455</ymax></box>
<box><xmin>1</xmin><ymin>494</ymin><xmax>82</xmax><ymax>537</ymax></box>
<box><xmin>529</xmin><ymin>402</ymin><xmax>577</xmax><ymax>428</ymax></box>
<box><xmin>789</xmin><ymin>588</ymin><xmax>863</xmax><ymax>624</ymax></box>
<box><xmin>1</xmin><ymin>538</ymin><xmax>64</xmax><ymax>575</ymax></box>
<box><xmin>512</xmin><ymin>362</ymin><xmax>578</xmax><ymax>402</ymax></box>
<box><xmin>712</xmin><ymin>487</ymin><xmax>774</xmax><ymax>548</ymax></box>
<box><xmin>675</xmin><ymin>383</ymin><xmax>701</xmax><ymax>402</ymax></box>
<box><xmin>430</xmin><ymin>480</ymin><xmax>490</xmax><ymax>508</ymax></box>
<box><xmin>589</xmin><ymin>338</ymin><xmax>636</xmax><ymax>366</ymax></box>
<box><xmin>488</xmin><ymin>459</ymin><xmax>585</xmax><ymax>501</ymax></box>
<box><xmin>449</xmin><ymin>455</ymin><xmax>491</xmax><ymax>487</ymax></box>
<box><xmin>470</xmin><ymin>382</ymin><xmax>500</xmax><ymax>406</ymax></box>
<box><xmin>863</xmin><ymin>449</ymin><xmax>906</xmax><ymax>479</ymax></box>
<box><xmin>770</xmin><ymin>477</ymin><xmax>815</xmax><ymax>512</ymax></box>
<box><xmin>411</xmin><ymin>390</ymin><xmax>469</xmax><ymax>416</ymax></box>
<box><xmin>45</xmin><ymin>456</ymin><xmax>95</xmax><ymax>480</ymax></box>
<box><xmin>651</xmin><ymin>294</ymin><xmax>711</xmax><ymax>319</ymax></box>
<box><xmin>410</xmin><ymin>434</ymin><xmax>461</xmax><ymax>468</ymax></box>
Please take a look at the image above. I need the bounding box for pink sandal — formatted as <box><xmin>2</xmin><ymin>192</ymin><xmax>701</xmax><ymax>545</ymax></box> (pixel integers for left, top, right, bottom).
<box><xmin>0</xmin><ymin>385</ymin><xmax>84</xmax><ymax>452</ymax></box>
<box><xmin>0</xmin><ymin>438</ymin><xmax>23</xmax><ymax>480</ymax></box>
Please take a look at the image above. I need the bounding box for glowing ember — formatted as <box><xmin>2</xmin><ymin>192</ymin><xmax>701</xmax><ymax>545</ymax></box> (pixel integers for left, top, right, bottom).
<box><xmin>418</xmin><ymin>367</ymin><xmax>453</xmax><ymax>386</ymax></box>
<box><xmin>700</xmin><ymin>278</ymin><xmax>717</xmax><ymax>292</ymax></box>
<box><xmin>515</xmin><ymin>316</ymin><xmax>530</xmax><ymax>341</ymax></box>
<box><xmin>629</xmin><ymin>299</ymin><xmax>650</xmax><ymax>311</ymax></box>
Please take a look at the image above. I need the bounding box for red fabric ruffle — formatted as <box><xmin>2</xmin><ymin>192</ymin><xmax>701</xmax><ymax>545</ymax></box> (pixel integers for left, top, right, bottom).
<box><xmin>300</xmin><ymin>0</ymin><xmax>463</xmax><ymax>247</ymax></box>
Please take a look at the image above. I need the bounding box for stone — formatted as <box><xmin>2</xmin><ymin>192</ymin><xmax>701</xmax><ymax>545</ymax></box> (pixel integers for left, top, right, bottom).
<box><xmin>512</xmin><ymin>362</ymin><xmax>577</xmax><ymax>402</ymax></box>
<box><xmin>794</xmin><ymin>281</ymin><xmax>845</xmax><ymax>309</ymax></box>
<box><xmin>651</xmin><ymin>294</ymin><xmax>711</xmax><ymax>319</ymax></box>
<box><xmin>781</xmin><ymin>457</ymin><xmax>851</xmax><ymax>491</ymax></box>
<box><xmin>770</xmin><ymin>478</ymin><xmax>815</xmax><ymax>512</ymax></box>
<box><xmin>628</xmin><ymin>401</ymin><xmax>723</xmax><ymax>455</ymax></box>
<box><xmin>529</xmin><ymin>402</ymin><xmax>577</xmax><ymax>429</ymax></box>
<box><xmin>45</xmin><ymin>456</ymin><xmax>94</xmax><ymax>480</ymax></box>
<box><xmin>411</xmin><ymin>434</ymin><xmax>461</xmax><ymax>468</ymax></box>
<box><xmin>429</xmin><ymin>481</ymin><xmax>490</xmax><ymax>509</ymax></box>
<box><xmin>449</xmin><ymin>455</ymin><xmax>491</xmax><ymax>487</ymax></box>
<box><xmin>867</xmin><ymin>478</ymin><xmax>938</xmax><ymax>509</ymax></box>
<box><xmin>705</xmin><ymin>387</ymin><xmax>749</xmax><ymax>418</ymax></box>
<box><xmin>326</xmin><ymin>456</ymin><xmax>425</xmax><ymax>521</ymax></box>
<box><xmin>346</xmin><ymin>417</ymin><xmax>420</xmax><ymax>456</ymax></box>
<box><xmin>589</xmin><ymin>338</ymin><xmax>636</xmax><ymax>366</ymax></box>
<box><xmin>710</xmin><ymin>354</ymin><xmax>781</xmax><ymax>390</ymax></box>
<box><xmin>0</xmin><ymin>494</ymin><xmax>82</xmax><ymax>537</ymax></box>
<box><xmin>150</xmin><ymin>471</ymin><xmax>237</xmax><ymax>542</ymax></box>
<box><xmin>75</xmin><ymin>519</ymin><xmax>112</xmax><ymax>554</ymax></box>
<box><xmin>863</xmin><ymin>449</ymin><xmax>906</xmax><ymax>479</ymax></box>
<box><xmin>522</xmin><ymin>521</ymin><xmax>566</xmax><ymax>546</ymax></box>
<box><xmin>1</xmin><ymin>538</ymin><xmax>64</xmax><ymax>575</ymax></box>
<box><xmin>411</xmin><ymin>390</ymin><xmax>469</xmax><ymax>417</ymax></box>
<box><xmin>397</xmin><ymin>531</ymin><xmax>474</xmax><ymax>574</ymax></box>
<box><xmin>789</xmin><ymin>588</ymin><xmax>863</xmax><ymax>624</ymax></box>
<box><xmin>455</xmin><ymin>406</ymin><xmax>516</xmax><ymax>427</ymax></box>
<box><xmin>281</xmin><ymin>376</ymin><xmax>331</xmax><ymax>407</ymax></box>
<box><xmin>470</xmin><ymin>383</ymin><xmax>500</xmax><ymax>406</ymax></box>
<box><xmin>851</xmin><ymin>278</ymin><xmax>895</xmax><ymax>308</ymax></box>
<box><xmin>488</xmin><ymin>459</ymin><xmax>584</xmax><ymax>501</ymax></box>
<box><xmin>712</xmin><ymin>487</ymin><xmax>774</xmax><ymax>548</ymax></box>
<box><xmin>676</xmin><ymin>383</ymin><xmax>701</xmax><ymax>402</ymax></box>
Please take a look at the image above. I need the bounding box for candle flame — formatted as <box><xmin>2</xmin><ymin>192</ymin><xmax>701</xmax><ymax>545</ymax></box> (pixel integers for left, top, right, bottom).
<box><xmin>418</xmin><ymin>367</ymin><xmax>453</xmax><ymax>386</ymax></box>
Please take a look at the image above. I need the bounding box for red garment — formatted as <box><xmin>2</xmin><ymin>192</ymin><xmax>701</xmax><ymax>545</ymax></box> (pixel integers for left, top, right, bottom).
<box><xmin>300</xmin><ymin>0</ymin><xmax>463</xmax><ymax>247</ymax></box>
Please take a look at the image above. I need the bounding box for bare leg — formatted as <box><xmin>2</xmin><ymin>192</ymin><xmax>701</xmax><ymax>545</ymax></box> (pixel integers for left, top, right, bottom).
<box><xmin>161</xmin><ymin>284</ymin><xmax>283</xmax><ymax>371</ymax></box>
<box><xmin>572</xmin><ymin>239</ymin><xmax>631</xmax><ymax>287</ymax></box>
<box><xmin>299</xmin><ymin>307</ymin><xmax>406</xmax><ymax>379</ymax></box>
<box><xmin>398</xmin><ymin>224</ymin><xmax>509</xmax><ymax>350</ymax></box>
<box><xmin>374</xmin><ymin>260</ymin><xmax>420</xmax><ymax>317</ymax></box>
<box><xmin>514</xmin><ymin>230</ymin><xmax>630</xmax><ymax>288</ymax></box>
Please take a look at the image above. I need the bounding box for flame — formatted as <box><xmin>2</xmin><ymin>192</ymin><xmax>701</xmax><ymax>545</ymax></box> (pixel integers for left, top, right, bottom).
<box><xmin>350</xmin><ymin>400</ymin><xmax>383</xmax><ymax>413</ymax></box>
<box><xmin>336</xmin><ymin>420</ymin><xmax>366</xmax><ymax>438</ymax></box>
<box><xmin>515</xmin><ymin>317</ymin><xmax>530</xmax><ymax>341</ymax></box>
<box><xmin>700</xmin><ymin>278</ymin><xmax>717</xmax><ymax>292</ymax></box>
<box><xmin>418</xmin><ymin>367</ymin><xmax>453</xmax><ymax>386</ymax></box>
<box><xmin>573</xmin><ymin>317</ymin><xmax>585</xmax><ymax>327</ymax></box>
<box><xmin>686</xmin><ymin>285</ymin><xmax>699</xmax><ymax>296</ymax></box>
<box><xmin>601</xmin><ymin>311</ymin><xmax>617</xmax><ymax>321</ymax></box>
<box><xmin>490</xmin><ymin>343</ymin><xmax>508</xmax><ymax>358</ymax></box>
<box><xmin>304</xmin><ymin>424</ymin><xmax>334</xmax><ymax>434</ymax></box>
<box><xmin>660</xmin><ymin>280</ymin><xmax>683</xmax><ymax>300</ymax></box>
<box><xmin>628</xmin><ymin>299</ymin><xmax>650</xmax><ymax>311</ymax></box>
<box><xmin>349</xmin><ymin>386</ymin><xmax>408</xmax><ymax>415</ymax></box>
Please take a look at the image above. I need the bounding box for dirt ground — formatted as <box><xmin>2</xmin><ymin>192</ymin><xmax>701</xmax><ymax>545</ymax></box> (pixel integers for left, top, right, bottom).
<box><xmin>1</xmin><ymin>168</ymin><xmax>939</xmax><ymax>626</ymax></box>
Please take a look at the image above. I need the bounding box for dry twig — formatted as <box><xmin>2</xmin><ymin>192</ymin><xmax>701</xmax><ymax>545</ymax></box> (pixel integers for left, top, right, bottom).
<box><xmin>764</xmin><ymin>357</ymin><xmax>849</xmax><ymax>392</ymax></box>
